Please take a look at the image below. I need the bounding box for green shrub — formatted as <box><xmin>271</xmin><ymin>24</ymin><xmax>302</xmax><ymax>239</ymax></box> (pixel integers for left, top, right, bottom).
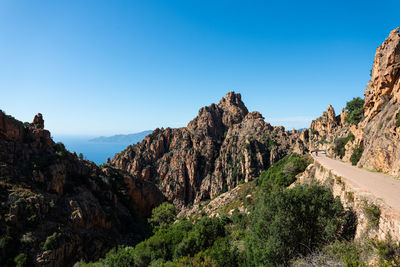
<box><xmin>363</xmin><ymin>203</ymin><xmax>380</xmax><ymax>229</ymax></box>
<box><xmin>333</xmin><ymin>133</ymin><xmax>354</xmax><ymax>158</ymax></box>
<box><xmin>0</xmin><ymin>235</ymin><xmax>12</xmax><ymax>249</ymax></box>
<box><xmin>168</xmin><ymin>251</ymin><xmax>217</xmax><ymax>266</ymax></box>
<box><xmin>345</xmin><ymin>97</ymin><xmax>364</xmax><ymax>125</ymax></box>
<box><xmin>259</xmin><ymin>153</ymin><xmax>311</xmax><ymax>188</ymax></box>
<box><xmin>14</xmin><ymin>253</ymin><xmax>27</xmax><ymax>267</ymax></box>
<box><xmin>55</xmin><ymin>142</ymin><xmax>68</xmax><ymax>158</ymax></box>
<box><xmin>373</xmin><ymin>237</ymin><xmax>400</xmax><ymax>266</ymax></box>
<box><xmin>350</xmin><ymin>145</ymin><xmax>364</xmax><ymax>166</ymax></box>
<box><xmin>148</xmin><ymin>202</ymin><xmax>177</xmax><ymax>233</ymax></box>
<box><xmin>205</xmin><ymin>237</ymin><xmax>240</xmax><ymax>267</ymax></box>
<box><xmin>43</xmin><ymin>232</ymin><xmax>62</xmax><ymax>251</ymax></box>
<box><xmin>395</xmin><ymin>110</ymin><xmax>400</xmax><ymax>127</ymax></box>
<box><xmin>323</xmin><ymin>240</ymin><xmax>366</xmax><ymax>266</ymax></box>
<box><xmin>246</xmin><ymin>184</ymin><xmax>347</xmax><ymax>266</ymax></box>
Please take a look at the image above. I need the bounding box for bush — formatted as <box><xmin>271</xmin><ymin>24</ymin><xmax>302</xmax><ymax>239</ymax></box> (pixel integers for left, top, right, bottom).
<box><xmin>345</xmin><ymin>97</ymin><xmax>364</xmax><ymax>125</ymax></box>
<box><xmin>0</xmin><ymin>235</ymin><xmax>12</xmax><ymax>249</ymax></box>
<box><xmin>205</xmin><ymin>237</ymin><xmax>240</xmax><ymax>267</ymax></box>
<box><xmin>168</xmin><ymin>252</ymin><xmax>217</xmax><ymax>266</ymax></box>
<box><xmin>363</xmin><ymin>203</ymin><xmax>381</xmax><ymax>229</ymax></box>
<box><xmin>55</xmin><ymin>142</ymin><xmax>68</xmax><ymax>158</ymax></box>
<box><xmin>373</xmin><ymin>237</ymin><xmax>400</xmax><ymax>266</ymax></box>
<box><xmin>395</xmin><ymin>111</ymin><xmax>400</xmax><ymax>127</ymax></box>
<box><xmin>246</xmin><ymin>184</ymin><xmax>347</xmax><ymax>266</ymax></box>
<box><xmin>43</xmin><ymin>232</ymin><xmax>62</xmax><ymax>251</ymax></box>
<box><xmin>14</xmin><ymin>253</ymin><xmax>27</xmax><ymax>267</ymax></box>
<box><xmin>148</xmin><ymin>202</ymin><xmax>177</xmax><ymax>233</ymax></box>
<box><xmin>350</xmin><ymin>145</ymin><xmax>364</xmax><ymax>166</ymax></box>
<box><xmin>259</xmin><ymin>153</ymin><xmax>311</xmax><ymax>188</ymax></box>
<box><xmin>333</xmin><ymin>133</ymin><xmax>354</xmax><ymax>158</ymax></box>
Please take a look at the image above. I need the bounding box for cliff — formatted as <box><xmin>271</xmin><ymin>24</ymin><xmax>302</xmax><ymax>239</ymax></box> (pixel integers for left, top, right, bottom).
<box><xmin>0</xmin><ymin>111</ymin><xmax>164</xmax><ymax>266</ymax></box>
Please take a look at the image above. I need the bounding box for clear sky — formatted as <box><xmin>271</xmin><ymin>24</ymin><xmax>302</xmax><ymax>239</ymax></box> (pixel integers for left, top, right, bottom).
<box><xmin>0</xmin><ymin>1</ymin><xmax>399</xmax><ymax>136</ymax></box>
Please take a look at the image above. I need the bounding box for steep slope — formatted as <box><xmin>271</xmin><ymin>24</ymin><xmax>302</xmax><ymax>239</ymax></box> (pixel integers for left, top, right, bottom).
<box><xmin>112</xmin><ymin>92</ymin><xmax>309</xmax><ymax>208</ymax></box>
<box><xmin>359</xmin><ymin>27</ymin><xmax>400</xmax><ymax>174</ymax></box>
<box><xmin>0</xmin><ymin>112</ymin><xmax>164</xmax><ymax>266</ymax></box>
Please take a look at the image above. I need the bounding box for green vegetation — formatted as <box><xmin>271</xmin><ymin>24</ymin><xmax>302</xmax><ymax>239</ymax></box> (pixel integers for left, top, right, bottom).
<box><xmin>333</xmin><ymin>133</ymin><xmax>354</xmax><ymax>158</ymax></box>
<box><xmin>43</xmin><ymin>232</ymin><xmax>63</xmax><ymax>251</ymax></box>
<box><xmin>350</xmin><ymin>145</ymin><xmax>364</xmax><ymax>166</ymax></box>
<box><xmin>78</xmin><ymin>153</ymin><xmax>84</xmax><ymax>160</ymax></box>
<box><xmin>14</xmin><ymin>253</ymin><xmax>27</xmax><ymax>267</ymax></box>
<box><xmin>363</xmin><ymin>203</ymin><xmax>381</xmax><ymax>229</ymax></box>
<box><xmin>148</xmin><ymin>202</ymin><xmax>177</xmax><ymax>233</ymax></box>
<box><xmin>345</xmin><ymin>97</ymin><xmax>364</xmax><ymax>125</ymax></box>
<box><xmin>258</xmin><ymin>153</ymin><xmax>311</xmax><ymax>187</ymax></box>
<box><xmin>55</xmin><ymin>142</ymin><xmax>68</xmax><ymax>158</ymax></box>
<box><xmin>0</xmin><ymin>235</ymin><xmax>12</xmax><ymax>249</ymax></box>
<box><xmin>395</xmin><ymin>110</ymin><xmax>400</xmax><ymax>127</ymax></box>
<box><xmin>247</xmin><ymin>184</ymin><xmax>349</xmax><ymax>266</ymax></box>
<box><xmin>23</xmin><ymin>122</ymin><xmax>30</xmax><ymax>128</ymax></box>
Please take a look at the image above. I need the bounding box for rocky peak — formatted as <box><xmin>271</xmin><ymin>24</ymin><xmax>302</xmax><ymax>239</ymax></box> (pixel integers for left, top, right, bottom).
<box><xmin>310</xmin><ymin>105</ymin><xmax>340</xmax><ymax>136</ymax></box>
<box><xmin>326</xmin><ymin>105</ymin><xmax>336</xmax><ymax>121</ymax></box>
<box><xmin>364</xmin><ymin>27</ymin><xmax>400</xmax><ymax>123</ymax></box>
<box><xmin>218</xmin><ymin>91</ymin><xmax>249</xmax><ymax>127</ymax></box>
<box><xmin>32</xmin><ymin>113</ymin><xmax>45</xmax><ymax>129</ymax></box>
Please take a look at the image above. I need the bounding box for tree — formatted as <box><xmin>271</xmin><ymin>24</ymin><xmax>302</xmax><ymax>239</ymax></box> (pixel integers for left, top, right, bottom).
<box><xmin>148</xmin><ymin>202</ymin><xmax>177</xmax><ymax>233</ymax></box>
<box><xmin>345</xmin><ymin>97</ymin><xmax>364</xmax><ymax>125</ymax></box>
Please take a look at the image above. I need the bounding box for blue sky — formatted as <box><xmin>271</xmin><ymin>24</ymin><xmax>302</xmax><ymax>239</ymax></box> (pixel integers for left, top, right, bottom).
<box><xmin>0</xmin><ymin>1</ymin><xmax>399</xmax><ymax>135</ymax></box>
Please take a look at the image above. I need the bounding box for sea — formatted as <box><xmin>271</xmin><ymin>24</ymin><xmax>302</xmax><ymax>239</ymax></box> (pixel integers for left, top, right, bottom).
<box><xmin>53</xmin><ymin>135</ymin><xmax>129</xmax><ymax>165</ymax></box>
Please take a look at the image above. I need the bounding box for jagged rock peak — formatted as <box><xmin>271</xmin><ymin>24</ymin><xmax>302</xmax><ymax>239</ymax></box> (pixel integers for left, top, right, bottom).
<box><xmin>33</xmin><ymin>113</ymin><xmax>44</xmax><ymax>129</ymax></box>
<box><xmin>326</xmin><ymin>105</ymin><xmax>336</xmax><ymax>119</ymax></box>
<box><xmin>217</xmin><ymin>91</ymin><xmax>249</xmax><ymax>126</ymax></box>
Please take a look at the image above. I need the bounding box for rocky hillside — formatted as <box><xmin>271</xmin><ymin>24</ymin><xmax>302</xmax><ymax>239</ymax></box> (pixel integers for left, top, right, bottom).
<box><xmin>112</xmin><ymin>92</ymin><xmax>309</xmax><ymax>208</ymax></box>
<box><xmin>0</xmin><ymin>112</ymin><xmax>164</xmax><ymax>266</ymax></box>
<box><xmin>309</xmin><ymin>28</ymin><xmax>400</xmax><ymax>174</ymax></box>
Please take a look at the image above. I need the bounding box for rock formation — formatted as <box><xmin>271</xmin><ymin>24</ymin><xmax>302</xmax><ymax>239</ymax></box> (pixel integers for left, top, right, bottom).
<box><xmin>112</xmin><ymin>92</ymin><xmax>308</xmax><ymax>208</ymax></box>
<box><xmin>0</xmin><ymin>111</ymin><xmax>164</xmax><ymax>266</ymax></box>
<box><xmin>358</xmin><ymin>27</ymin><xmax>400</xmax><ymax>174</ymax></box>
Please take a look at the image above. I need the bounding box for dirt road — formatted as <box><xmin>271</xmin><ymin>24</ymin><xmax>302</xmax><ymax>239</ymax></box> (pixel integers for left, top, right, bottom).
<box><xmin>312</xmin><ymin>154</ymin><xmax>400</xmax><ymax>211</ymax></box>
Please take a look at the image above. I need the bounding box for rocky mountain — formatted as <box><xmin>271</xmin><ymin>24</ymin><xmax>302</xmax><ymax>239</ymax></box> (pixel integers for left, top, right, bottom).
<box><xmin>89</xmin><ymin>130</ymin><xmax>152</xmax><ymax>144</ymax></box>
<box><xmin>111</xmin><ymin>92</ymin><xmax>309</xmax><ymax>208</ymax></box>
<box><xmin>308</xmin><ymin>28</ymin><xmax>400</xmax><ymax>174</ymax></box>
<box><xmin>0</xmin><ymin>112</ymin><xmax>164</xmax><ymax>266</ymax></box>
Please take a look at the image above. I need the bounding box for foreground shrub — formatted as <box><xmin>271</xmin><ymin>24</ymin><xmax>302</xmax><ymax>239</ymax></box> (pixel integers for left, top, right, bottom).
<box><xmin>247</xmin><ymin>184</ymin><xmax>347</xmax><ymax>266</ymax></box>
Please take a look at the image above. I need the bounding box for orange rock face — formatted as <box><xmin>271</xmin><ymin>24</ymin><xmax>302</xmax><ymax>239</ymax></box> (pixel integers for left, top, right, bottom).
<box><xmin>359</xmin><ymin>28</ymin><xmax>400</xmax><ymax>174</ymax></box>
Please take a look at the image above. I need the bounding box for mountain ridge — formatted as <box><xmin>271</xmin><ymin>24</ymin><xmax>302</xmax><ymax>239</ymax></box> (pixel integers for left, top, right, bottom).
<box><xmin>89</xmin><ymin>130</ymin><xmax>152</xmax><ymax>144</ymax></box>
